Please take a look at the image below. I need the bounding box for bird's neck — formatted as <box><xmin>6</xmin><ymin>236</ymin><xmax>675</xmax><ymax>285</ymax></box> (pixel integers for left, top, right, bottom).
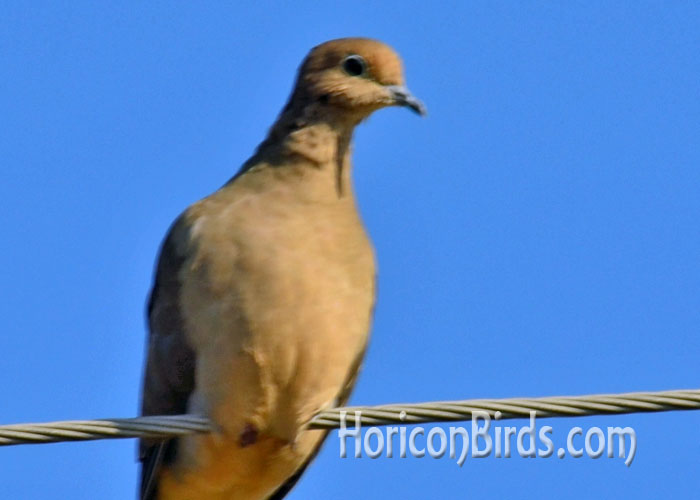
<box><xmin>242</xmin><ymin>104</ymin><xmax>360</xmax><ymax>198</ymax></box>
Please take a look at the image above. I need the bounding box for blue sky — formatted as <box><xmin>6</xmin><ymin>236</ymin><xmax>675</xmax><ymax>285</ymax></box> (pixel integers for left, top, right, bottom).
<box><xmin>1</xmin><ymin>2</ymin><xmax>699</xmax><ymax>498</ymax></box>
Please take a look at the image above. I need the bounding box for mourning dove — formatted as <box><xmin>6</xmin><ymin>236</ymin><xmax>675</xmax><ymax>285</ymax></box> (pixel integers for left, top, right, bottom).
<box><xmin>139</xmin><ymin>37</ymin><xmax>425</xmax><ymax>500</ymax></box>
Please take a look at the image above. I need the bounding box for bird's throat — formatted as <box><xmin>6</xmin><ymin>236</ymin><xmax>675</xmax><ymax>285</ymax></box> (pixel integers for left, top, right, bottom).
<box><xmin>260</xmin><ymin>116</ymin><xmax>355</xmax><ymax>198</ymax></box>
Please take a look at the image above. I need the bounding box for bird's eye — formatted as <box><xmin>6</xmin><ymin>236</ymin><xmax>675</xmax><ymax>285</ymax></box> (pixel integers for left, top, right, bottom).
<box><xmin>342</xmin><ymin>55</ymin><xmax>367</xmax><ymax>77</ymax></box>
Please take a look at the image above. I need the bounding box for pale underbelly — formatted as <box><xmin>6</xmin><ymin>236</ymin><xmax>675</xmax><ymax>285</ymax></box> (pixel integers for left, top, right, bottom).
<box><xmin>166</xmin><ymin>279</ymin><xmax>372</xmax><ymax>499</ymax></box>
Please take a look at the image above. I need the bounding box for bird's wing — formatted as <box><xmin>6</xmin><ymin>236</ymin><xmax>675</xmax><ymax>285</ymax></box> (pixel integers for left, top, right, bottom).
<box><xmin>139</xmin><ymin>216</ymin><xmax>196</xmax><ymax>500</ymax></box>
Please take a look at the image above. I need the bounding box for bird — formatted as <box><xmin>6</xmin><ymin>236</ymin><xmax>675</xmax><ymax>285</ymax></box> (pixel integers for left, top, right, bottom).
<box><xmin>139</xmin><ymin>37</ymin><xmax>425</xmax><ymax>500</ymax></box>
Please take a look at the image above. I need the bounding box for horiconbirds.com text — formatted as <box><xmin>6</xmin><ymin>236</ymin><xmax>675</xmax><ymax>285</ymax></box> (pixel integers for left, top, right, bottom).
<box><xmin>337</xmin><ymin>410</ymin><xmax>637</xmax><ymax>466</ymax></box>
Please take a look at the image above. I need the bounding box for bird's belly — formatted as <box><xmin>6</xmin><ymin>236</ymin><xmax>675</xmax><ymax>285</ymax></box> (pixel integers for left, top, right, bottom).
<box><xmin>158</xmin><ymin>428</ymin><xmax>328</xmax><ymax>500</ymax></box>
<box><xmin>168</xmin><ymin>237</ymin><xmax>374</xmax><ymax>499</ymax></box>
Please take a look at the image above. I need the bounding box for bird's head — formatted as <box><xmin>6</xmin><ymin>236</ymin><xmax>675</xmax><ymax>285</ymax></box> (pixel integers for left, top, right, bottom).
<box><xmin>289</xmin><ymin>38</ymin><xmax>426</xmax><ymax>123</ymax></box>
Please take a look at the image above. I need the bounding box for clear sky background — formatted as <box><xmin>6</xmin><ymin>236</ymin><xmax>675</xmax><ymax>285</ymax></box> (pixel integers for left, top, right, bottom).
<box><xmin>1</xmin><ymin>2</ymin><xmax>699</xmax><ymax>499</ymax></box>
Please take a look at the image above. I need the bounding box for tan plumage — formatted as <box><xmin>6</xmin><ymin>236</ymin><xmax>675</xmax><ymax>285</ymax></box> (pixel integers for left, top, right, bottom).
<box><xmin>139</xmin><ymin>38</ymin><xmax>425</xmax><ymax>500</ymax></box>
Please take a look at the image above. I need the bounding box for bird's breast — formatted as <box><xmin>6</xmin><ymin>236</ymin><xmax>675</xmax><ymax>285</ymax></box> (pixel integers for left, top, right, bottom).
<box><xmin>171</xmin><ymin>196</ymin><xmax>375</xmax><ymax>496</ymax></box>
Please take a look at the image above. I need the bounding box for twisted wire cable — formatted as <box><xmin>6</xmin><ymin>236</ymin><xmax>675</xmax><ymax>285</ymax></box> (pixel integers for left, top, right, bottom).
<box><xmin>1</xmin><ymin>389</ymin><xmax>698</xmax><ymax>446</ymax></box>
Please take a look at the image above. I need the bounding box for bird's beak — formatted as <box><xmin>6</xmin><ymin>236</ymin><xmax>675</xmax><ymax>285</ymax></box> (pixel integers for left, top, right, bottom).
<box><xmin>386</xmin><ymin>85</ymin><xmax>427</xmax><ymax>116</ymax></box>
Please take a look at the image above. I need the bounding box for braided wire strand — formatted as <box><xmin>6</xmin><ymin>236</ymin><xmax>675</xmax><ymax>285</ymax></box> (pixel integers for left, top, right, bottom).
<box><xmin>1</xmin><ymin>389</ymin><xmax>698</xmax><ymax>446</ymax></box>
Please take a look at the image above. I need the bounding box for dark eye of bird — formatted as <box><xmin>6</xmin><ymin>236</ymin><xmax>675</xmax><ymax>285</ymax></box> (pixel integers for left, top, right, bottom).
<box><xmin>342</xmin><ymin>55</ymin><xmax>367</xmax><ymax>77</ymax></box>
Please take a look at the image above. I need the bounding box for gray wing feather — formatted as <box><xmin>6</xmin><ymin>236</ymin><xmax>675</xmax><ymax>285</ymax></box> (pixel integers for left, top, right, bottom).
<box><xmin>139</xmin><ymin>217</ymin><xmax>196</xmax><ymax>500</ymax></box>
